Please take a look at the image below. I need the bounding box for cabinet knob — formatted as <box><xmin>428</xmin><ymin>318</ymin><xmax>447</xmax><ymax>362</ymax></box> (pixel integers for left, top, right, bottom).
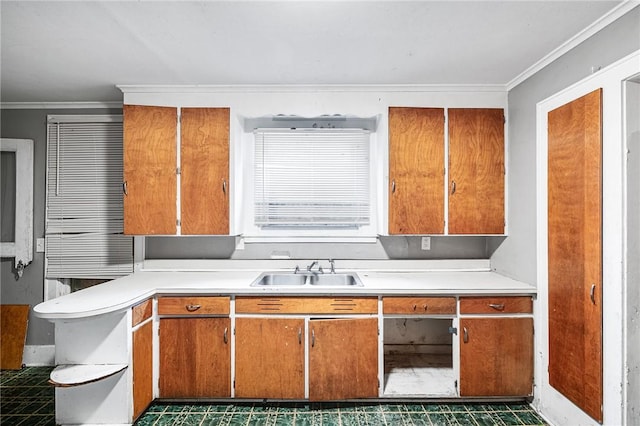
<box><xmin>122</xmin><ymin>181</ymin><xmax>128</xmax><ymax>196</ymax></box>
<box><xmin>223</xmin><ymin>327</ymin><xmax>228</xmax><ymax>344</ymax></box>
<box><xmin>451</xmin><ymin>180</ymin><xmax>456</xmax><ymax>195</ymax></box>
<box><xmin>222</xmin><ymin>179</ymin><xmax>227</xmax><ymax>195</ymax></box>
<box><xmin>185</xmin><ymin>304</ymin><xmax>201</xmax><ymax>312</ymax></box>
<box><xmin>423</xmin><ymin>304</ymin><xmax>428</xmax><ymax>311</ymax></box>
<box><xmin>298</xmin><ymin>328</ymin><xmax>302</xmax><ymax>345</ymax></box>
<box><xmin>391</xmin><ymin>179</ymin><xmax>396</xmax><ymax>194</ymax></box>
<box><xmin>488</xmin><ymin>303</ymin><xmax>505</xmax><ymax>311</ymax></box>
<box><xmin>463</xmin><ymin>327</ymin><xmax>469</xmax><ymax>343</ymax></box>
<box><xmin>311</xmin><ymin>329</ymin><xmax>316</xmax><ymax>347</ymax></box>
<box><xmin>590</xmin><ymin>283</ymin><xmax>596</xmax><ymax>305</ymax></box>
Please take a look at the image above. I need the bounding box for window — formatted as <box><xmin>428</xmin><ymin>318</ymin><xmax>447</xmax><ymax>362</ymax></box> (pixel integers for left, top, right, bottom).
<box><xmin>246</xmin><ymin>128</ymin><xmax>376</xmax><ymax>240</ymax></box>
<box><xmin>45</xmin><ymin>115</ymin><xmax>133</xmax><ymax>279</ymax></box>
<box><xmin>0</xmin><ymin>138</ymin><xmax>33</xmax><ymax>277</ymax></box>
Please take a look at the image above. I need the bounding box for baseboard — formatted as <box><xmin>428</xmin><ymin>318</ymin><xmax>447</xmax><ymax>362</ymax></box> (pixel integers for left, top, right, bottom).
<box><xmin>22</xmin><ymin>345</ymin><xmax>55</xmax><ymax>366</ymax></box>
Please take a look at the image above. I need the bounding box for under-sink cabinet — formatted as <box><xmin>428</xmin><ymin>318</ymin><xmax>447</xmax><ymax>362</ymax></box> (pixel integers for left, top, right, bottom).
<box><xmin>235</xmin><ymin>296</ymin><xmax>379</xmax><ymax>401</ymax></box>
<box><xmin>157</xmin><ymin>296</ymin><xmax>231</xmax><ymax>398</ymax></box>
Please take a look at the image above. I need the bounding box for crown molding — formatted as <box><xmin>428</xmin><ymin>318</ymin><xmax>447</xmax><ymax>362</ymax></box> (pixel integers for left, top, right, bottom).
<box><xmin>506</xmin><ymin>1</ymin><xmax>640</xmax><ymax>91</ymax></box>
<box><xmin>116</xmin><ymin>83</ymin><xmax>508</xmax><ymax>94</ymax></box>
<box><xmin>0</xmin><ymin>101</ymin><xmax>123</xmax><ymax>110</ymax></box>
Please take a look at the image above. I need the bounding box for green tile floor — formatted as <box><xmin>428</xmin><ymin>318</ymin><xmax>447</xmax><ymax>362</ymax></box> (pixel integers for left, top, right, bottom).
<box><xmin>1</xmin><ymin>368</ymin><xmax>548</xmax><ymax>425</ymax></box>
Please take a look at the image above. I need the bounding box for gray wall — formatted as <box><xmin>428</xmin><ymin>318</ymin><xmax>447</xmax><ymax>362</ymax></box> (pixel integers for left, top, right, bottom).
<box><xmin>490</xmin><ymin>7</ymin><xmax>640</xmax><ymax>284</ymax></box>
<box><xmin>1</xmin><ymin>108</ymin><xmax>121</xmax><ymax>346</ymax></box>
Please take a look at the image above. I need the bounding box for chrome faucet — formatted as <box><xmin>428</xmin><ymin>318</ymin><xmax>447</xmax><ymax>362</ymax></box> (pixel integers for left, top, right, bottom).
<box><xmin>307</xmin><ymin>260</ymin><xmax>323</xmax><ymax>274</ymax></box>
<box><xmin>328</xmin><ymin>259</ymin><xmax>335</xmax><ymax>274</ymax></box>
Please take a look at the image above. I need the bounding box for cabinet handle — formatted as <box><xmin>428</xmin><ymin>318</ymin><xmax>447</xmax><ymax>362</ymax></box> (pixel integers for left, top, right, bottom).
<box><xmin>222</xmin><ymin>179</ymin><xmax>227</xmax><ymax>195</ymax></box>
<box><xmin>590</xmin><ymin>284</ymin><xmax>596</xmax><ymax>305</ymax></box>
<box><xmin>451</xmin><ymin>180</ymin><xmax>456</xmax><ymax>195</ymax></box>
<box><xmin>423</xmin><ymin>304</ymin><xmax>428</xmax><ymax>311</ymax></box>
<box><xmin>488</xmin><ymin>303</ymin><xmax>505</xmax><ymax>311</ymax></box>
<box><xmin>463</xmin><ymin>327</ymin><xmax>469</xmax><ymax>343</ymax></box>
<box><xmin>122</xmin><ymin>181</ymin><xmax>128</xmax><ymax>196</ymax></box>
<box><xmin>298</xmin><ymin>328</ymin><xmax>302</xmax><ymax>345</ymax></box>
<box><xmin>391</xmin><ymin>179</ymin><xmax>396</xmax><ymax>194</ymax></box>
<box><xmin>223</xmin><ymin>327</ymin><xmax>228</xmax><ymax>344</ymax></box>
<box><xmin>185</xmin><ymin>304</ymin><xmax>201</xmax><ymax>312</ymax></box>
<box><xmin>311</xmin><ymin>329</ymin><xmax>315</xmax><ymax>347</ymax></box>
<box><xmin>412</xmin><ymin>304</ymin><xmax>417</xmax><ymax>311</ymax></box>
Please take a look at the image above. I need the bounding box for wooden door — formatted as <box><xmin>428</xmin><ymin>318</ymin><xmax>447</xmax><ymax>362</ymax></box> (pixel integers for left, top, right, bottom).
<box><xmin>181</xmin><ymin>108</ymin><xmax>229</xmax><ymax>235</ymax></box>
<box><xmin>459</xmin><ymin>318</ymin><xmax>533</xmax><ymax>396</ymax></box>
<box><xmin>123</xmin><ymin>105</ymin><xmax>177</xmax><ymax>235</ymax></box>
<box><xmin>159</xmin><ymin>317</ymin><xmax>230</xmax><ymax>398</ymax></box>
<box><xmin>132</xmin><ymin>321</ymin><xmax>153</xmax><ymax>420</ymax></box>
<box><xmin>547</xmin><ymin>88</ymin><xmax>602</xmax><ymax>422</ymax></box>
<box><xmin>235</xmin><ymin>318</ymin><xmax>305</xmax><ymax>399</ymax></box>
<box><xmin>309</xmin><ymin>318</ymin><xmax>378</xmax><ymax>400</ymax></box>
<box><xmin>448</xmin><ymin>108</ymin><xmax>504</xmax><ymax>234</ymax></box>
<box><xmin>388</xmin><ymin>107</ymin><xmax>445</xmax><ymax>234</ymax></box>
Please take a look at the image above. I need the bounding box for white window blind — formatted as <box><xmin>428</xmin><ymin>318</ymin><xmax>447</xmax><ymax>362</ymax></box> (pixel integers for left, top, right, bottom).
<box><xmin>45</xmin><ymin>116</ymin><xmax>133</xmax><ymax>279</ymax></box>
<box><xmin>254</xmin><ymin>129</ymin><xmax>370</xmax><ymax>227</ymax></box>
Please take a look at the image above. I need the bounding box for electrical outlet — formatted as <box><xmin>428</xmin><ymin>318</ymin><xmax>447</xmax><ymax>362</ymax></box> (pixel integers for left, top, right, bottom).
<box><xmin>421</xmin><ymin>236</ymin><xmax>431</xmax><ymax>250</ymax></box>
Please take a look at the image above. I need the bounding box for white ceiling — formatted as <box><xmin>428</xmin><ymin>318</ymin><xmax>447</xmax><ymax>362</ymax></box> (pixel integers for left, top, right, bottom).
<box><xmin>0</xmin><ymin>1</ymin><xmax>626</xmax><ymax>104</ymax></box>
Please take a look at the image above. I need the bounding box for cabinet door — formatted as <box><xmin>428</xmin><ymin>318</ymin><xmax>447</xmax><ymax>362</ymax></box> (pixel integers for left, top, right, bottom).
<box><xmin>159</xmin><ymin>317</ymin><xmax>230</xmax><ymax>398</ymax></box>
<box><xmin>181</xmin><ymin>108</ymin><xmax>229</xmax><ymax>235</ymax></box>
<box><xmin>132</xmin><ymin>321</ymin><xmax>153</xmax><ymax>420</ymax></box>
<box><xmin>548</xmin><ymin>88</ymin><xmax>602</xmax><ymax>422</ymax></box>
<box><xmin>448</xmin><ymin>108</ymin><xmax>504</xmax><ymax>234</ymax></box>
<box><xmin>309</xmin><ymin>318</ymin><xmax>378</xmax><ymax>400</ymax></box>
<box><xmin>389</xmin><ymin>107</ymin><xmax>445</xmax><ymax>234</ymax></box>
<box><xmin>235</xmin><ymin>318</ymin><xmax>305</xmax><ymax>399</ymax></box>
<box><xmin>123</xmin><ymin>105</ymin><xmax>177</xmax><ymax>235</ymax></box>
<box><xmin>459</xmin><ymin>317</ymin><xmax>533</xmax><ymax>396</ymax></box>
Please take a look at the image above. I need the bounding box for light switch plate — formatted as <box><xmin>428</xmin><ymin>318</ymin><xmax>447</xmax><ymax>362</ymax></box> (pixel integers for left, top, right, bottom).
<box><xmin>421</xmin><ymin>236</ymin><xmax>431</xmax><ymax>250</ymax></box>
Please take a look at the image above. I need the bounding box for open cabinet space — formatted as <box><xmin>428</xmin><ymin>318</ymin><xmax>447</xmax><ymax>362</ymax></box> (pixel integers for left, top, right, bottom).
<box><xmin>382</xmin><ymin>317</ymin><xmax>456</xmax><ymax>397</ymax></box>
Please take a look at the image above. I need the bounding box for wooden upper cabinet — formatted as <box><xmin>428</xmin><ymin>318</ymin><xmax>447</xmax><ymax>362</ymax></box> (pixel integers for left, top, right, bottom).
<box><xmin>181</xmin><ymin>108</ymin><xmax>230</xmax><ymax>235</ymax></box>
<box><xmin>448</xmin><ymin>108</ymin><xmax>505</xmax><ymax>234</ymax></box>
<box><xmin>123</xmin><ymin>105</ymin><xmax>177</xmax><ymax>235</ymax></box>
<box><xmin>389</xmin><ymin>107</ymin><xmax>445</xmax><ymax>234</ymax></box>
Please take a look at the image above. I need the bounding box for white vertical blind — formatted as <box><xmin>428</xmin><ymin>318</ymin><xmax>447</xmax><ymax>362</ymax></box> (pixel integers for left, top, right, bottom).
<box><xmin>254</xmin><ymin>129</ymin><xmax>370</xmax><ymax>227</ymax></box>
<box><xmin>45</xmin><ymin>116</ymin><xmax>133</xmax><ymax>278</ymax></box>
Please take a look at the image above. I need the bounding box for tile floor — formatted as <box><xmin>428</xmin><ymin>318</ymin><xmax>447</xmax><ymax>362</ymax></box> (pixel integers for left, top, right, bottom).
<box><xmin>1</xmin><ymin>367</ymin><xmax>548</xmax><ymax>425</ymax></box>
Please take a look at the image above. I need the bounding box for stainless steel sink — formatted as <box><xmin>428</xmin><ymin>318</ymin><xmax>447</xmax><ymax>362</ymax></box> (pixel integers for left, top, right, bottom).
<box><xmin>250</xmin><ymin>272</ymin><xmax>363</xmax><ymax>287</ymax></box>
<box><xmin>309</xmin><ymin>273</ymin><xmax>363</xmax><ymax>286</ymax></box>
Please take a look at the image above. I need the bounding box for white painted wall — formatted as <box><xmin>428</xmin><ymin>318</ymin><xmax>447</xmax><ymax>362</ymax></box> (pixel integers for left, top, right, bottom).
<box><xmin>534</xmin><ymin>51</ymin><xmax>640</xmax><ymax>426</ymax></box>
<box><xmin>624</xmin><ymin>79</ymin><xmax>640</xmax><ymax>425</ymax></box>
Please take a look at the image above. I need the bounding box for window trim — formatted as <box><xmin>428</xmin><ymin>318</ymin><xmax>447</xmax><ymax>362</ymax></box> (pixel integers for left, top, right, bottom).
<box><xmin>0</xmin><ymin>138</ymin><xmax>34</xmax><ymax>272</ymax></box>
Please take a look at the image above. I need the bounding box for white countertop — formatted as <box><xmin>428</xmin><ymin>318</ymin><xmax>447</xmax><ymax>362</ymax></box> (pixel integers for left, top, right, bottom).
<box><xmin>34</xmin><ymin>264</ymin><xmax>536</xmax><ymax>320</ymax></box>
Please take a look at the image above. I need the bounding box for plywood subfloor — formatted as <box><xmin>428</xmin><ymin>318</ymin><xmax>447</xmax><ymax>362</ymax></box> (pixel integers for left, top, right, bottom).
<box><xmin>384</xmin><ymin>353</ymin><xmax>456</xmax><ymax>397</ymax></box>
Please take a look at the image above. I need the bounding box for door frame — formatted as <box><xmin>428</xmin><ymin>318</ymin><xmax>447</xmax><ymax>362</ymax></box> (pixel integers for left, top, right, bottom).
<box><xmin>535</xmin><ymin>50</ymin><xmax>640</xmax><ymax>426</ymax></box>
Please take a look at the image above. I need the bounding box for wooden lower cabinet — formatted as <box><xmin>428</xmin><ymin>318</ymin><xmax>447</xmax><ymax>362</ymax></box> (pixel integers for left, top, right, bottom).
<box><xmin>132</xmin><ymin>320</ymin><xmax>153</xmax><ymax>419</ymax></box>
<box><xmin>235</xmin><ymin>317</ymin><xmax>305</xmax><ymax>399</ymax></box>
<box><xmin>159</xmin><ymin>317</ymin><xmax>231</xmax><ymax>398</ymax></box>
<box><xmin>309</xmin><ymin>318</ymin><xmax>379</xmax><ymax>401</ymax></box>
<box><xmin>459</xmin><ymin>317</ymin><xmax>533</xmax><ymax>396</ymax></box>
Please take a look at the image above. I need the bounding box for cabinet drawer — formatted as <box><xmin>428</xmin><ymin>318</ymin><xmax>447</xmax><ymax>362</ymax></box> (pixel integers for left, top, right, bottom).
<box><xmin>459</xmin><ymin>296</ymin><xmax>532</xmax><ymax>314</ymax></box>
<box><xmin>236</xmin><ymin>297</ymin><xmax>377</xmax><ymax>314</ymax></box>
<box><xmin>383</xmin><ymin>297</ymin><xmax>456</xmax><ymax>314</ymax></box>
<box><xmin>132</xmin><ymin>299</ymin><xmax>153</xmax><ymax>326</ymax></box>
<box><xmin>158</xmin><ymin>296</ymin><xmax>230</xmax><ymax>315</ymax></box>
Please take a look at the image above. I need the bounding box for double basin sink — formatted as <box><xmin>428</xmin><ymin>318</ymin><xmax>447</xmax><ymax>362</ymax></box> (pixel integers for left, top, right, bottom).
<box><xmin>251</xmin><ymin>272</ymin><xmax>363</xmax><ymax>287</ymax></box>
